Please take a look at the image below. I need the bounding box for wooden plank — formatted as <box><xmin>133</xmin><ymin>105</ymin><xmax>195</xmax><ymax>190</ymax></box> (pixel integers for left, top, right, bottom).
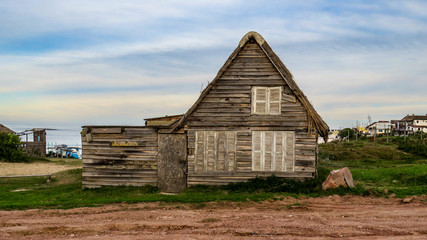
<box><xmin>91</xmin><ymin>128</ymin><xmax>122</xmax><ymax>134</ymax></box>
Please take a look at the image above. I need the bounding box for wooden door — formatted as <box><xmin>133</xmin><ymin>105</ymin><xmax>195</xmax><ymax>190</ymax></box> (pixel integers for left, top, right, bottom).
<box><xmin>157</xmin><ymin>133</ymin><xmax>187</xmax><ymax>193</ymax></box>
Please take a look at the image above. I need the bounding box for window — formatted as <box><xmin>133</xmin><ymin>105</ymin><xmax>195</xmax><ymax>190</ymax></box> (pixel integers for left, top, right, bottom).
<box><xmin>252</xmin><ymin>131</ymin><xmax>294</xmax><ymax>172</ymax></box>
<box><xmin>251</xmin><ymin>87</ymin><xmax>282</xmax><ymax>115</ymax></box>
<box><xmin>194</xmin><ymin>131</ymin><xmax>236</xmax><ymax>172</ymax></box>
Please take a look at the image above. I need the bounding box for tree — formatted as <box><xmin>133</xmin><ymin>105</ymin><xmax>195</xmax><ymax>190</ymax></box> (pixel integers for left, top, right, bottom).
<box><xmin>338</xmin><ymin>128</ymin><xmax>355</xmax><ymax>140</ymax></box>
<box><xmin>0</xmin><ymin>132</ymin><xmax>28</xmax><ymax>162</ymax></box>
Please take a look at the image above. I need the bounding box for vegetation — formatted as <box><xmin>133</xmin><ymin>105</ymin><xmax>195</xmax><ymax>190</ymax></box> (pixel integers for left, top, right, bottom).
<box><xmin>0</xmin><ymin>136</ymin><xmax>425</xmax><ymax>210</ymax></box>
<box><xmin>337</xmin><ymin>128</ymin><xmax>355</xmax><ymax>140</ymax></box>
<box><xmin>395</xmin><ymin>137</ymin><xmax>427</xmax><ymax>158</ymax></box>
<box><xmin>0</xmin><ymin>132</ymin><xmax>29</xmax><ymax>162</ymax></box>
<box><xmin>319</xmin><ymin>136</ymin><xmax>427</xmax><ymax>196</ymax></box>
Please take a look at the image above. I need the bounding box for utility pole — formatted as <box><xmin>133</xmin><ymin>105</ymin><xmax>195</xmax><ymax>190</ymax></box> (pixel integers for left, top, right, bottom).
<box><xmin>404</xmin><ymin>122</ymin><xmax>407</xmax><ymax>141</ymax></box>
<box><xmin>386</xmin><ymin>125</ymin><xmax>389</xmax><ymax>143</ymax></box>
<box><xmin>348</xmin><ymin>128</ymin><xmax>350</xmax><ymax>142</ymax></box>
<box><xmin>373</xmin><ymin>126</ymin><xmax>376</xmax><ymax>143</ymax></box>
<box><xmin>356</xmin><ymin>128</ymin><xmax>358</xmax><ymax>141</ymax></box>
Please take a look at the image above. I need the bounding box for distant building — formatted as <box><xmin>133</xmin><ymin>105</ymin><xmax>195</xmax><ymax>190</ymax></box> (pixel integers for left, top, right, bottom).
<box><xmin>366</xmin><ymin>121</ymin><xmax>392</xmax><ymax>136</ymax></box>
<box><xmin>0</xmin><ymin>124</ymin><xmax>14</xmax><ymax>134</ymax></box>
<box><xmin>399</xmin><ymin>114</ymin><xmax>427</xmax><ymax>133</ymax></box>
<box><xmin>18</xmin><ymin>128</ymin><xmax>47</xmax><ymax>157</ymax></box>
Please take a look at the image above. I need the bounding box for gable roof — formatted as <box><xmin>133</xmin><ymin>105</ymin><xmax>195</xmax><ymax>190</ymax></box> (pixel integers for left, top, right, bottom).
<box><xmin>401</xmin><ymin>114</ymin><xmax>427</xmax><ymax>121</ymax></box>
<box><xmin>0</xmin><ymin>124</ymin><xmax>14</xmax><ymax>134</ymax></box>
<box><xmin>171</xmin><ymin>31</ymin><xmax>329</xmax><ymax>141</ymax></box>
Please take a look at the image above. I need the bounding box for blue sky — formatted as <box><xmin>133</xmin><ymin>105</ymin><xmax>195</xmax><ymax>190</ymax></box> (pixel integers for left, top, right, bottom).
<box><xmin>1</xmin><ymin>0</ymin><xmax>426</xmax><ymax>129</ymax></box>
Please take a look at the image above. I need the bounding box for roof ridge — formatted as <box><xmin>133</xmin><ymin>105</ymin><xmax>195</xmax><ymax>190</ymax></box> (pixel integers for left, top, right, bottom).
<box><xmin>170</xmin><ymin>31</ymin><xmax>329</xmax><ymax>141</ymax></box>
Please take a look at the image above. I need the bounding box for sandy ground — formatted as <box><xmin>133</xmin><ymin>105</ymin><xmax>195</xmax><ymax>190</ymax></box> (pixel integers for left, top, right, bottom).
<box><xmin>0</xmin><ymin>162</ymin><xmax>81</xmax><ymax>176</ymax></box>
<box><xmin>0</xmin><ymin>195</ymin><xmax>426</xmax><ymax>239</ymax></box>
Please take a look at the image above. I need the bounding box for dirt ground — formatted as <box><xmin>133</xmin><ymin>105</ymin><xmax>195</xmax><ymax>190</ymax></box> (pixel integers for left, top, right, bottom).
<box><xmin>0</xmin><ymin>195</ymin><xmax>426</xmax><ymax>240</ymax></box>
<box><xmin>0</xmin><ymin>162</ymin><xmax>81</xmax><ymax>176</ymax></box>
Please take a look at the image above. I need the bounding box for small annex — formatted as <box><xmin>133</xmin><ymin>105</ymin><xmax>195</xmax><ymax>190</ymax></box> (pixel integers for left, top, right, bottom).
<box><xmin>0</xmin><ymin>124</ymin><xmax>15</xmax><ymax>134</ymax></box>
<box><xmin>81</xmin><ymin>31</ymin><xmax>329</xmax><ymax>192</ymax></box>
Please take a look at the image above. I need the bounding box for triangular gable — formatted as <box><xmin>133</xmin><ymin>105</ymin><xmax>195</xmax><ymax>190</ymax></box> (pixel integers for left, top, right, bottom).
<box><xmin>0</xmin><ymin>124</ymin><xmax>14</xmax><ymax>134</ymax></box>
<box><xmin>171</xmin><ymin>31</ymin><xmax>329</xmax><ymax>141</ymax></box>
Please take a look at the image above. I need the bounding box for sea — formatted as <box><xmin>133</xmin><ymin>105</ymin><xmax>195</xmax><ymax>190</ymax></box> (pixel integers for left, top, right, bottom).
<box><xmin>3</xmin><ymin>121</ymin><xmax>83</xmax><ymax>148</ymax></box>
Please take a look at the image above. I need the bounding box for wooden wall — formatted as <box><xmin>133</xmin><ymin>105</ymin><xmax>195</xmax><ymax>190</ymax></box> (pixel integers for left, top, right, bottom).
<box><xmin>185</xmin><ymin>40</ymin><xmax>317</xmax><ymax>185</ymax></box>
<box><xmin>81</xmin><ymin>126</ymin><xmax>158</xmax><ymax>188</ymax></box>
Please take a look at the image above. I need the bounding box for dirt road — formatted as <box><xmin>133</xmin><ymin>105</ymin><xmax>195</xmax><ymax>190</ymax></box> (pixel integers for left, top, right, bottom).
<box><xmin>0</xmin><ymin>195</ymin><xmax>426</xmax><ymax>239</ymax></box>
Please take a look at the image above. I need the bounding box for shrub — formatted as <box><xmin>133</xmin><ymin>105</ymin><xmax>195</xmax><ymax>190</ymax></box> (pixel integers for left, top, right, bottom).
<box><xmin>222</xmin><ymin>168</ymin><xmax>330</xmax><ymax>194</ymax></box>
<box><xmin>0</xmin><ymin>132</ymin><xmax>29</xmax><ymax>162</ymax></box>
<box><xmin>397</xmin><ymin>138</ymin><xmax>427</xmax><ymax>158</ymax></box>
<box><xmin>338</xmin><ymin>128</ymin><xmax>355</xmax><ymax>140</ymax></box>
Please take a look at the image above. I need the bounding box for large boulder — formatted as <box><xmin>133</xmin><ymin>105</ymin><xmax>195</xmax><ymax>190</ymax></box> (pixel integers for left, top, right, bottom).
<box><xmin>322</xmin><ymin>167</ymin><xmax>354</xmax><ymax>190</ymax></box>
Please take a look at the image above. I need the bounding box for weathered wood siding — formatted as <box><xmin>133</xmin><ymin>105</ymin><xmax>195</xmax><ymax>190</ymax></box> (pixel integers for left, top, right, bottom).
<box><xmin>186</xmin><ymin>40</ymin><xmax>317</xmax><ymax>185</ymax></box>
<box><xmin>157</xmin><ymin>133</ymin><xmax>187</xmax><ymax>193</ymax></box>
<box><xmin>82</xmin><ymin>126</ymin><xmax>158</xmax><ymax>188</ymax></box>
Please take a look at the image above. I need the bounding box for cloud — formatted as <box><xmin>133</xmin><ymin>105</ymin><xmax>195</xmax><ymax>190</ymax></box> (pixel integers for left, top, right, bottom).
<box><xmin>0</xmin><ymin>91</ymin><xmax>199</xmax><ymax>124</ymax></box>
<box><xmin>1</xmin><ymin>0</ymin><xmax>427</xmax><ymax>129</ymax></box>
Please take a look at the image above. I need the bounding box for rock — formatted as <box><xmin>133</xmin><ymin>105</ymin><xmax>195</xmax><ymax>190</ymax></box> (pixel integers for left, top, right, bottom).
<box><xmin>384</xmin><ymin>189</ymin><xmax>389</xmax><ymax>194</ymax></box>
<box><xmin>402</xmin><ymin>197</ymin><xmax>414</xmax><ymax>203</ymax></box>
<box><xmin>322</xmin><ymin>167</ymin><xmax>354</xmax><ymax>190</ymax></box>
<box><xmin>389</xmin><ymin>193</ymin><xmax>396</xmax><ymax>198</ymax></box>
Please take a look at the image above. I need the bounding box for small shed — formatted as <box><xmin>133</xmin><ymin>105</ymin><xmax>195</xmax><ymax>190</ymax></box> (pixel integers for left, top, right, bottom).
<box><xmin>0</xmin><ymin>124</ymin><xmax>14</xmax><ymax>134</ymax></box>
<box><xmin>81</xmin><ymin>31</ymin><xmax>329</xmax><ymax>192</ymax></box>
<box><xmin>19</xmin><ymin>128</ymin><xmax>47</xmax><ymax>157</ymax></box>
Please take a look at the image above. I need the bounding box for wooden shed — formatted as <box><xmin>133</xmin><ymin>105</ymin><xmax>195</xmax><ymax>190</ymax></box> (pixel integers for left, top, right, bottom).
<box><xmin>81</xmin><ymin>31</ymin><xmax>329</xmax><ymax>192</ymax></box>
<box><xmin>0</xmin><ymin>124</ymin><xmax>14</xmax><ymax>134</ymax></box>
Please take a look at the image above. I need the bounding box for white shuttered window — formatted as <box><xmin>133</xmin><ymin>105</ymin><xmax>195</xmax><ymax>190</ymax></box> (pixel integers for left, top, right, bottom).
<box><xmin>251</xmin><ymin>87</ymin><xmax>282</xmax><ymax>115</ymax></box>
<box><xmin>252</xmin><ymin>131</ymin><xmax>295</xmax><ymax>172</ymax></box>
<box><xmin>195</xmin><ymin>131</ymin><xmax>237</xmax><ymax>172</ymax></box>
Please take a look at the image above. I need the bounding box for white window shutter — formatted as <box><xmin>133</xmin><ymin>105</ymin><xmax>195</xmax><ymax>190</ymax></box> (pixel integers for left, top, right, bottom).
<box><xmin>252</xmin><ymin>131</ymin><xmax>262</xmax><ymax>171</ymax></box>
<box><xmin>273</xmin><ymin>132</ymin><xmax>284</xmax><ymax>172</ymax></box>
<box><xmin>252</xmin><ymin>131</ymin><xmax>295</xmax><ymax>172</ymax></box>
<box><xmin>195</xmin><ymin>131</ymin><xmax>205</xmax><ymax>172</ymax></box>
<box><xmin>195</xmin><ymin>131</ymin><xmax>237</xmax><ymax>173</ymax></box>
<box><xmin>252</xmin><ymin>87</ymin><xmax>268</xmax><ymax>114</ymax></box>
<box><xmin>285</xmin><ymin>131</ymin><xmax>295</xmax><ymax>172</ymax></box>
<box><xmin>268</xmin><ymin>87</ymin><xmax>281</xmax><ymax>115</ymax></box>
<box><xmin>264</xmin><ymin>131</ymin><xmax>273</xmax><ymax>171</ymax></box>
<box><xmin>252</xmin><ymin>87</ymin><xmax>281</xmax><ymax>115</ymax></box>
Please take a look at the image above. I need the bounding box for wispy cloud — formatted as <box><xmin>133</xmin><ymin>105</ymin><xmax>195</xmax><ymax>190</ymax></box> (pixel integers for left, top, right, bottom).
<box><xmin>1</xmin><ymin>0</ymin><xmax>426</xmax><ymax>129</ymax></box>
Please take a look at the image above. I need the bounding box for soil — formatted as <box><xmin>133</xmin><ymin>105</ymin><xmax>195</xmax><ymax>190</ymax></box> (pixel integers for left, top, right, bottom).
<box><xmin>1</xmin><ymin>195</ymin><xmax>426</xmax><ymax>239</ymax></box>
<box><xmin>0</xmin><ymin>162</ymin><xmax>81</xmax><ymax>176</ymax></box>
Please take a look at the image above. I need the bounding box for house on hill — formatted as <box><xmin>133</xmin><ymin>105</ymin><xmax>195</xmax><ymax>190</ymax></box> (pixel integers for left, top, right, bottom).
<box><xmin>401</xmin><ymin>114</ymin><xmax>427</xmax><ymax>133</ymax></box>
<box><xmin>81</xmin><ymin>31</ymin><xmax>329</xmax><ymax>192</ymax></box>
<box><xmin>366</xmin><ymin>121</ymin><xmax>392</xmax><ymax>136</ymax></box>
<box><xmin>0</xmin><ymin>124</ymin><xmax>14</xmax><ymax>134</ymax></box>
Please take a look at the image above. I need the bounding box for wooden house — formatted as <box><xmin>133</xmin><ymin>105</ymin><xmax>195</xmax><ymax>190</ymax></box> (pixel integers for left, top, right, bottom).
<box><xmin>0</xmin><ymin>124</ymin><xmax>14</xmax><ymax>134</ymax></box>
<box><xmin>81</xmin><ymin>31</ymin><xmax>329</xmax><ymax>192</ymax></box>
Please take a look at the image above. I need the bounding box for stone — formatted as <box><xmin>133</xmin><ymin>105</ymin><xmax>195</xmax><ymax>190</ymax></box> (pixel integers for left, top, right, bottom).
<box><xmin>402</xmin><ymin>197</ymin><xmax>414</xmax><ymax>203</ymax></box>
<box><xmin>389</xmin><ymin>193</ymin><xmax>396</xmax><ymax>198</ymax></box>
<box><xmin>322</xmin><ymin>167</ymin><xmax>354</xmax><ymax>190</ymax></box>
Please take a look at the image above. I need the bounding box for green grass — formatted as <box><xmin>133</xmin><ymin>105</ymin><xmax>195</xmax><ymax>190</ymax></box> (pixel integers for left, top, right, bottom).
<box><xmin>319</xmin><ymin>137</ymin><xmax>427</xmax><ymax>197</ymax></box>
<box><xmin>0</xmin><ymin>136</ymin><xmax>425</xmax><ymax>210</ymax></box>
<box><xmin>0</xmin><ymin>169</ymin><xmax>281</xmax><ymax>210</ymax></box>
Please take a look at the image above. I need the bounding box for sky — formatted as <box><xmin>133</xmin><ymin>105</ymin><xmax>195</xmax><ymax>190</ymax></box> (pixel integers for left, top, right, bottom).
<box><xmin>1</xmin><ymin>0</ymin><xmax>426</xmax><ymax>129</ymax></box>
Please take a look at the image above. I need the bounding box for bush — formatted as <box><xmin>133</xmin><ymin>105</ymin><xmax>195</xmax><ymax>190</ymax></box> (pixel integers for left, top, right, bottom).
<box><xmin>338</xmin><ymin>128</ymin><xmax>355</xmax><ymax>140</ymax></box>
<box><xmin>222</xmin><ymin>168</ymin><xmax>330</xmax><ymax>194</ymax></box>
<box><xmin>0</xmin><ymin>132</ymin><xmax>29</xmax><ymax>162</ymax></box>
<box><xmin>396</xmin><ymin>138</ymin><xmax>427</xmax><ymax>158</ymax></box>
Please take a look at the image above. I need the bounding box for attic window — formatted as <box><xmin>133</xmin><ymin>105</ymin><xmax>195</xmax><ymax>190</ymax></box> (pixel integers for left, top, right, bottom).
<box><xmin>251</xmin><ymin>87</ymin><xmax>282</xmax><ymax>115</ymax></box>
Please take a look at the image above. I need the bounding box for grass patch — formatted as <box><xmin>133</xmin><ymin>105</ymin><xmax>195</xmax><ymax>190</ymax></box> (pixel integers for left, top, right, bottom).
<box><xmin>319</xmin><ymin>137</ymin><xmax>427</xmax><ymax>197</ymax></box>
<box><xmin>1</xmin><ymin>136</ymin><xmax>425</xmax><ymax>210</ymax></box>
